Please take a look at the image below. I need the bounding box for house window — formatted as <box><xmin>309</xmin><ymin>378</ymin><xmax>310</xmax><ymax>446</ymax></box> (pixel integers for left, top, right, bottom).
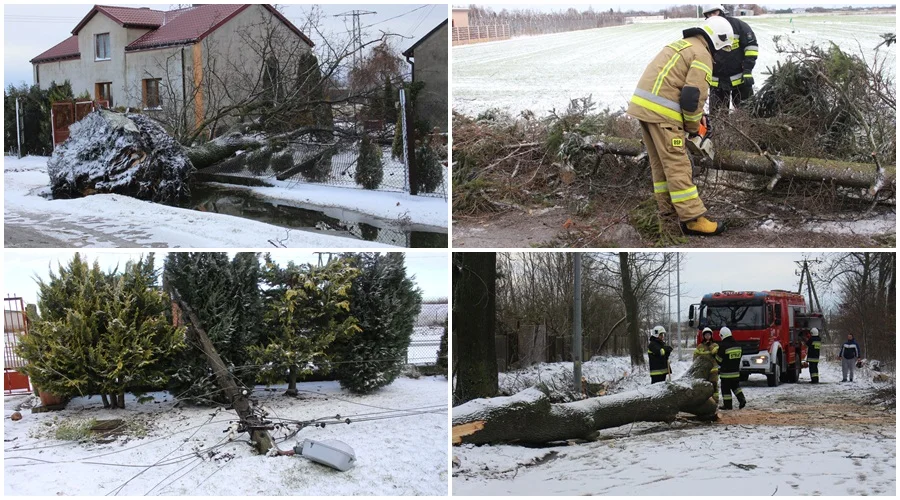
<box><xmin>95</xmin><ymin>33</ymin><xmax>111</xmax><ymax>61</ymax></box>
<box><xmin>143</xmin><ymin>79</ymin><xmax>162</xmax><ymax>109</ymax></box>
<box><xmin>95</xmin><ymin>82</ymin><xmax>112</xmax><ymax>107</ymax></box>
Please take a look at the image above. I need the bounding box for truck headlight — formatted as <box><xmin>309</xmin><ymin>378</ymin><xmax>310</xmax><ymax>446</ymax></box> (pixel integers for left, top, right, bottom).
<box><xmin>753</xmin><ymin>355</ymin><xmax>768</xmax><ymax>364</ymax></box>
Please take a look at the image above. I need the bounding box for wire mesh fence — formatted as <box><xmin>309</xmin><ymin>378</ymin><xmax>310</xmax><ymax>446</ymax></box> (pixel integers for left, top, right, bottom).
<box><xmin>407</xmin><ymin>298</ymin><xmax>448</xmax><ymax>366</ymax></box>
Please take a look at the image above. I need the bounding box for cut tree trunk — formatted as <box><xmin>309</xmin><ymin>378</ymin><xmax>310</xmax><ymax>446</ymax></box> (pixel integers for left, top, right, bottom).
<box><xmin>169</xmin><ymin>286</ymin><xmax>274</xmax><ymax>455</ymax></box>
<box><xmin>453</xmin><ymin>253</ymin><xmax>499</xmax><ymax>406</ymax></box>
<box><xmin>452</xmin><ymin>354</ymin><xmax>718</xmax><ymax>446</ymax></box>
<box><xmin>586</xmin><ymin>135</ymin><xmax>895</xmax><ymax>195</ymax></box>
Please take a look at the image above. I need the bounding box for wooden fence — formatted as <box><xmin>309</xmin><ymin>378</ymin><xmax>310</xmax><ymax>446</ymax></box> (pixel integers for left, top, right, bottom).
<box><xmin>452</xmin><ymin>25</ymin><xmax>511</xmax><ymax>46</ymax></box>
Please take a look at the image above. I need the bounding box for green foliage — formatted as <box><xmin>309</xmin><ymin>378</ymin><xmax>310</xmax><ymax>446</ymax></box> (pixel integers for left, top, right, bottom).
<box><xmin>55</xmin><ymin>418</ymin><xmax>97</xmax><ymax>441</ymax></box>
<box><xmin>331</xmin><ymin>253</ymin><xmax>422</xmax><ymax>394</ymax></box>
<box><xmin>356</xmin><ymin>135</ymin><xmax>384</xmax><ymax>190</ymax></box>
<box><xmin>4</xmin><ymin>81</ymin><xmax>75</xmax><ymax>156</ymax></box>
<box><xmin>16</xmin><ymin>254</ymin><xmax>184</xmax><ymax>407</ymax></box>
<box><xmin>437</xmin><ymin>320</ymin><xmax>448</xmax><ymax>377</ymax></box>
<box><xmin>391</xmin><ymin>113</ymin><xmax>404</xmax><ymax>160</ymax></box>
<box><xmin>414</xmin><ymin>142</ymin><xmax>444</xmax><ymax>194</ymax></box>
<box><xmin>628</xmin><ymin>197</ymin><xmax>687</xmax><ymax>247</ymax></box>
<box><xmin>249</xmin><ymin>256</ymin><xmax>360</xmax><ymax>388</ymax></box>
<box><xmin>382</xmin><ymin>76</ymin><xmax>398</xmax><ymax>123</ymax></box>
<box><xmin>162</xmin><ymin>252</ymin><xmax>263</xmax><ymax>404</ymax></box>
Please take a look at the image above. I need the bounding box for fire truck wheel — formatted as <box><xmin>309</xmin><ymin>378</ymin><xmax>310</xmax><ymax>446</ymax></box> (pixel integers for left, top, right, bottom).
<box><xmin>767</xmin><ymin>353</ymin><xmax>782</xmax><ymax>387</ymax></box>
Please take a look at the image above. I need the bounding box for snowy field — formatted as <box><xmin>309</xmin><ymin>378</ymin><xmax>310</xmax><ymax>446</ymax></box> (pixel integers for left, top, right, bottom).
<box><xmin>4</xmin><ymin>156</ymin><xmax>447</xmax><ymax>248</ymax></box>
<box><xmin>454</xmin><ymin>357</ymin><xmax>895</xmax><ymax>496</ymax></box>
<box><xmin>5</xmin><ymin>377</ymin><xmax>448</xmax><ymax>496</ymax></box>
<box><xmin>453</xmin><ymin>14</ymin><xmax>897</xmax><ymax>116</ymax></box>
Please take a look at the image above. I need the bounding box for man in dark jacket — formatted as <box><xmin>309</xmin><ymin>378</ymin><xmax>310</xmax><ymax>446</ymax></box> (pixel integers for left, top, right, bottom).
<box><xmin>715</xmin><ymin>327</ymin><xmax>746</xmax><ymax>409</ymax></box>
<box><xmin>648</xmin><ymin>326</ymin><xmax>673</xmax><ymax>384</ymax></box>
<box><xmin>703</xmin><ymin>5</ymin><xmax>758</xmax><ymax>112</ymax></box>
<box><xmin>839</xmin><ymin>334</ymin><xmax>862</xmax><ymax>382</ymax></box>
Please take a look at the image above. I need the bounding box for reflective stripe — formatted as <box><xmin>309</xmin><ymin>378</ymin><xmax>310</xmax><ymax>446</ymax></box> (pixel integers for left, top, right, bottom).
<box><xmin>710</xmin><ymin>367</ymin><xmax>719</xmax><ymax>374</ymax></box>
<box><xmin>667</xmin><ymin>39</ymin><xmax>692</xmax><ymax>51</ymax></box>
<box><xmin>808</xmin><ymin>358</ymin><xmax>819</xmax><ymax>362</ymax></box>
<box><xmin>811</xmin><ymin>373</ymin><xmax>819</xmax><ymax>378</ymax></box>
<box><xmin>650</xmin><ymin>369</ymin><xmax>669</xmax><ymax>376</ymax></box>
<box><xmin>720</xmin><ymin>372</ymin><xmax>740</xmax><ymax>379</ymax></box>
<box><xmin>654</xmin><ymin>181</ymin><xmax>669</xmax><ymax>193</ymax></box>
<box><xmin>725</xmin><ymin>347</ymin><xmax>742</xmax><ymax>355</ymax></box>
<box><xmin>745</xmin><ymin>50</ymin><xmax>759</xmax><ymax>57</ymax></box>
<box><xmin>652</xmin><ymin>53</ymin><xmax>682</xmax><ymax>95</ymax></box>
<box><xmin>690</xmin><ymin>60</ymin><xmax>712</xmax><ymax>78</ymax></box>
<box><xmin>735</xmin><ymin>388</ymin><xmax>743</xmax><ymax>394</ymax></box>
<box><xmin>723</xmin><ymin>395</ymin><xmax>732</xmax><ymax>400</ymax></box>
<box><xmin>683</xmin><ymin>111</ymin><xmax>703</xmax><ymax>122</ymax></box>
<box><xmin>630</xmin><ymin>94</ymin><xmax>683</xmax><ymax>123</ymax></box>
<box><xmin>670</xmin><ymin>186</ymin><xmax>699</xmax><ymax>203</ymax></box>
<box><xmin>729</xmin><ymin>73</ymin><xmax>744</xmax><ymax>85</ymax></box>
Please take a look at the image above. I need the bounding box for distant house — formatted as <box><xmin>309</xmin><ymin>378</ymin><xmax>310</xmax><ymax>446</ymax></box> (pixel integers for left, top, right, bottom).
<box><xmin>402</xmin><ymin>20</ymin><xmax>448</xmax><ymax>133</ymax></box>
<box><xmin>452</xmin><ymin>8</ymin><xmax>470</xmax><ymax>28</ymax></box>
<box><xmin>30</xmin><ymin>4</ymin><xmax>313</xmax><ymax>132</ymax></box>
<box><xmin>735</xmin><ymin>8</ymin><xmax>755</xmax><ymax>16</ymax></box>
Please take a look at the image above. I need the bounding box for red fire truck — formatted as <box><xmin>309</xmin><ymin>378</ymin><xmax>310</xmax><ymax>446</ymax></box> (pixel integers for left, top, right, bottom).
<box><xmin>688</xmin><ymin>290</ymin><xmax>825</xmax><ymax>386</ymax></box>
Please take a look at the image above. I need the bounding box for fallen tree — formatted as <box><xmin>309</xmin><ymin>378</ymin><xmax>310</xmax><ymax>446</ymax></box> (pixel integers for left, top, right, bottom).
<box><xmin>452</xmin><ymin>355</ymin><xmax>718</xmax><ymax>446</ymax></box>
<box><xmin>578</xmin><ymin>135</ymin><xmax>895</xmax><ymax>196</ymax></box>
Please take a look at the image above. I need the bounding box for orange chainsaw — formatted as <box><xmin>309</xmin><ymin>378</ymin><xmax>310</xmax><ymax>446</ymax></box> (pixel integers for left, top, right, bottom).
<box><xmin>687</xmin><ymin>114</ymin><xmax>715</xmax><ymax>161</ymax></box>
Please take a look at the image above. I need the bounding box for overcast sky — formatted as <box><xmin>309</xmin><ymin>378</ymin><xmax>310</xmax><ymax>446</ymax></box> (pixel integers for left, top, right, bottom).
<box><xmin>457</xmin><ymin>3</ymin><xmax>895</xmax><ymax>12</ymax></box>
<box><xmin>4</xmin><ymin>3</ymin><xmax>448</xmax><ymax>87</ymax></box>
<box><xmin>3</xmin><ymin>250</ymin><xmax>450</xmax><ymax>308</ymax></box>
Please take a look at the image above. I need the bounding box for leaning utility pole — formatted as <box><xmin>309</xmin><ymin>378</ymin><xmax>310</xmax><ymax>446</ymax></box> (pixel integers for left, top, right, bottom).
<box><xmin>169</xmin><ymin>287</ymin><xmax>274</xmax><ymax>454</ymax></box>
<box><xmin>795</xmin><ymin>258</ymin><xmax>823</xmax><ymax>313</ymax></box>
<box><xmin>572</xmin><ymin>253</ymin><xmax>583</xmax><ymax>394</ymax></box>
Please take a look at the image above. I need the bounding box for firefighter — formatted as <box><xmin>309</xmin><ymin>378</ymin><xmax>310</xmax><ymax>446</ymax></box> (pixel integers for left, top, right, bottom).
<box><xmin>839</xmin><ymin>333</ymin><xmax>862</xmax><ymax>382</ymax></box>
<box><xmin>648</xmin><ymin>326</ymin><xmax>673</xmax><ymax>384</ymax></box>
<box><xmin>806</xmin><ymin>327</ymin><xmax>821</xmax><ymax>384</ymax></box>
<box><xmin>715</xmin><ymin>327</ymin><xmax>746</xmax><ymax>409</ymax></box>
<box><xmin>702</xmin><ymin>5</ymin><xmax>759</xmax><ymax>113</ymax></box>
<box><xmin>626</xmin><ymin>16</ymin><xmax>734</xmax><ymax>236</ymax></box>
<box><xmin>694</xmin><ymin>327</ymin><xmax>720</xmax><ymax>403</ymax></box>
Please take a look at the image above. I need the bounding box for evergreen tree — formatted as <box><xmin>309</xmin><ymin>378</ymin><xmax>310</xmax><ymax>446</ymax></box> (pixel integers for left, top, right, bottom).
<box><xmin>332</xmin><ymin>253</ymin><xmax>423</xmax><ymax>394</ymax></box>
<box><xmin>250</xmin><ymin>255</ymin><xmax>360</xmax><ymax>396</ymax></box>
<box><xmin>382</xmin><ymin>75</ymin><xmax>397</xmax><ymax>124</ymax></box>
<box><xmin>162</xmin><ymin>252</ymin><xmax>263</xmax><ymax>404</ymax></box>
<box><xmin>17</xmin><ymin>253</ymin><xmax>183</xmax><ymax>408</ymax></box>
<box><xmin>415</xmin><ymin>142</ymin><xmax>444</xmax><ymax>194</ymax></box>
<box><xmin>437</xmin><ymin>320</ymin><xmax>448</xmax><ymax>377</ymax></box>
<box><xmin>356</xmin><ymin>135</ymin><xmax>384</xmax><ymax>190</ymax></box>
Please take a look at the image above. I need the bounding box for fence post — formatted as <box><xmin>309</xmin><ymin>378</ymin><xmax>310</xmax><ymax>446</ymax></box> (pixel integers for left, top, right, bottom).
<box><xmin>16</xmin><ymin>98</ymin><xmax>23</xmax><ymax>158</ymax></box>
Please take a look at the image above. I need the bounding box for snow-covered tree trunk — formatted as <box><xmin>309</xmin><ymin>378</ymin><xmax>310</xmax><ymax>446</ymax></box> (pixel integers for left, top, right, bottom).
<box><xmin>452</xmin><ymin>355</ymin><xmax>718</xmax><ymax>446</ymax></box>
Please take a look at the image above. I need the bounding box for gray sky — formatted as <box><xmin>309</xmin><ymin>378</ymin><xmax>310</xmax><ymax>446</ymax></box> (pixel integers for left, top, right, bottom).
<box><xmin>457</xmin><ymin>3</ymin><xmax>895</xmax><ymax>12</ymax></box>
<box><xmin>3</xmin><ymin>250</ymin><xmax>449</xmax><ymax>308</ymax></box>
<box><xmin>4</xmin><ymin>3</ymin><xmax>448</xmax><ymax>87</ymax></box>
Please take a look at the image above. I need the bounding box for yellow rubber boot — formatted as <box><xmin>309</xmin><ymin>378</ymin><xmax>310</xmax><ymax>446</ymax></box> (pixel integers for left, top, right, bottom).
<box><xmin>681</xmin><ymin>216</ymin><xmax>725</xmax><ymax>236</ymax></box>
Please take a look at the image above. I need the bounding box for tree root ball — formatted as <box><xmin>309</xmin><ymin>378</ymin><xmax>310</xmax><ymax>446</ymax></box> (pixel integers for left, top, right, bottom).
<box><xmin>10</xmin><ymin>411</ymin><xmax>22</xmax><ymax>421</ymax></box>
<box><xmin>48</xmin><ymin>110</ymin><xmax>194</xmax><ymax>204</ymax></box>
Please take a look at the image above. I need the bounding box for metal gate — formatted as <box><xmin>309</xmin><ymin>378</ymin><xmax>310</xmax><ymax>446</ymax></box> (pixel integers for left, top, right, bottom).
<box><xmin>4</xmin><ymin>297</ymin><xmax>32</xmax><ymax>394</ymax></box>
<box><xmin>50</xmin><ymin>99</ymin><xmax>109</xmax><ymax>147</ymax></box>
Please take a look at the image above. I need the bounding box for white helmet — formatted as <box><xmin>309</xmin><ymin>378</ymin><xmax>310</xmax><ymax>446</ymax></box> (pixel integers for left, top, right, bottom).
<box><xmin>650</xmin><ymin>325</ymin><xmax>666</xmax><ymax>338</ymax></box>
<box><xmin>703</xmin><ymin>15</ymin><xmax>734</xmax><ymax>52</ymax></box>
<box><xmin>719</xmin><ymin>326</ymin><xmax>732</xmax><ymax>339</ymax></box>
<box><xmin>702</xmin><ymin>327</ymin><xmax>713</xmax><ymax>336</ymax></box>
<box><xmin>810</xmin><ymin>328</ymin><xmax>820</xmax><ymax>337</ymax></box>
<box><xmin>702</xmin><ymin>4</ymin><xmax>726</xmax><ymax>16</ymax></box>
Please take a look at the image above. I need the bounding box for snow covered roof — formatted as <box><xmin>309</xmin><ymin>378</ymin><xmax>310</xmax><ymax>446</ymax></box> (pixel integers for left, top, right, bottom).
<box><xmin>30</xmin><ymin>35</ymin><xmax>80</xmax><ymax>64</ymax></box>
<box><xmin>32</xmin><ymin>4</ymin><xmax>313</xmax><ymax>63</ymax></box>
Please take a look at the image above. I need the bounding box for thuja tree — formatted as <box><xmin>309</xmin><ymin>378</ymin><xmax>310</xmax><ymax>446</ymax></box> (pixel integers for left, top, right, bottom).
<box><xmin>162</xmin><ymin>252</ymin><xmax>263</xmax><ymax>404</ymax></box>
<box><xmin>250</xmin><ymin>255</ymin><xmax>360</xmax><ymax>396</ymax></box>
<box><xmin>356</xmin><ymin>135</ymin><xmax>384</xmax><ymax>190</ymax></box>
<box><xmin>17</xmin><ymin>253</ymin><xmax>184</xmax><ymax>408</ymax></box>
<box><xmin>331</xmin><ymin>253</ymin><xmax>422</xmax><ymax>394</ymax></box>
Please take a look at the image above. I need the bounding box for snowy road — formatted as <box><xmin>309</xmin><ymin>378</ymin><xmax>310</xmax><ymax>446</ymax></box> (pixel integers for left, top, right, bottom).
<box><xmin>453</xmin><ymin>13</ymin><xmax>896</xmax><ymax>117</ymax></box>
<box><xmin>5</xmin><ymin>378</ymin><xmax>449</xmax><ymax>496</ymax></box>
<box><xmin>453</xmin><ymin>359</ymin><xmax>895</xmax><ymax>496</ymax></box>
<box><xmin>4</xmin><ymin>156</ymin><xmax>447</xmax><ymax>248</ymax></box>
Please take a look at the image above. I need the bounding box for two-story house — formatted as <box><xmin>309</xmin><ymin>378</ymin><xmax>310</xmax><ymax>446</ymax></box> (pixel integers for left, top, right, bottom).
<box><xmin>31</xmin><ymin>4</ymin><xmax>314</xmax><ymax>134</ymax></box>
<box><xmin>402</xmin><ymin>19</ymin><xmax>448</xmax><ymax>133</ymax></box>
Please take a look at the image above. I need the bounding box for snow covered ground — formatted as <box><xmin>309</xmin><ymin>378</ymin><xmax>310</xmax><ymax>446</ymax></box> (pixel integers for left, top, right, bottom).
<box><xmin>4</xmin><ymin>156</ymin><xmax>447</xmax><ymax>248</ymax></box>
<box><xmin>5</xmin><ymin>377</ymin><xmax>448</xmax><ymax>496</ymax></box>
<box><xmin>453</xmin><ymin>14</ymin><xmax>897</xmax><ymax>117</ymax></box>
<box><xmin>454</xmin><ymin>357</ymin><xmax>895</xmax><ymax>496</ymax></box>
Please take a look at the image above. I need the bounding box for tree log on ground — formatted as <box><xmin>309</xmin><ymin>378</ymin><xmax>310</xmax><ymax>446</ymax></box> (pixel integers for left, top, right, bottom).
<box><xmin>581</xmin><ymin>135</ymin><xmax>895</xmax><ymax>195</ymax></box>
<box><xmin>452</xmin><ymin>355</ymin><xmax>718</xmax><ymax>446</ymax></box>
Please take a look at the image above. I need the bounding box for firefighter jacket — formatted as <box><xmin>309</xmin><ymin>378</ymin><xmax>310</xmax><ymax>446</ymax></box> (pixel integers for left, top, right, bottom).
<box><xmin>806</xmin><ymin>336</ymin><xmax>821</xmax><ymax>362</ymax></box>
<box><xmin>715</xmin><ymin>336</ymin><xmax>742</xmax><ymax>379</ymax></box>
<box><xmin>710</xmin><ymin>15</ymin><xmax>759</xmax><ymax>89</ymax></box>
<box><xmin>694</xmin><ymin>341</ymin><xmax>719</xmax><ymax>373</ymax></box>
<box><xmin>840</xmin><ymin>339</ymin><xmax>861</xmax><ymax>359</ymax></box>
<box><xmin>627</xmin><ymin>29</ymin><xmax>713</xmax><ymax>134</ymax></box>
<box><xmin>648</xmin><ymin>337</ymin><xmax>673</xmax><ymax>377</ymax></box>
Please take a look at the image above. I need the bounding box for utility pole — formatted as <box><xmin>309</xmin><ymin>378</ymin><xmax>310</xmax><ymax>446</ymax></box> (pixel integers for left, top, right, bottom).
<box><xmin>795</xmin><ymin>258</ymin><xmax>823</xmax><ymax>313</ymax></box>
<box><xmin>573</xmin><ymin>253</ymin><xmax>582</xmax><ymax>395</ymax></box>
<box><xmin>169</xmin><ymin>287</ymin><xmax>274</xmax><ymax>455</ymax></box>
<box><xmin>16</xmin><ymin>97</ymin><xmax>23</xmax><ymax>158</ymax></box>
<box><xmin>314</xmin><ymin>252</ymin><xmax>337</xmax><ymax>268</ymax></box>
<box><xmin>676</xmin><ymin>253</ymin><xmax>682</xmax><ymax>360</ymax></box>
<box><xmin>334</xmin><ymin>10</ymin><xmax>377</xmax><ymax>77</ymax></box>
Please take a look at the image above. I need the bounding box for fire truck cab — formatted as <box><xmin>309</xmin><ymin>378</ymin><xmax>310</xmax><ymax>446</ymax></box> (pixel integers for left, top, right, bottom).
<box><xmin>689</xmin><ymin>290</ymin><xmax>824</xmax><ymax>387</ymax></box>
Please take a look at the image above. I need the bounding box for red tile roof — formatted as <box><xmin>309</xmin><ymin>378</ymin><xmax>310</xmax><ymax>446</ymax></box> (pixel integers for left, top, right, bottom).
<box><xmin>33</xmin><ymin>4</ymin><xmax>313</xmax><ymax>63</ymax></box>
<box><xmin>30</xmin><ymin>35</ymin><xmax>80</xmax><ymax>64</ymax></box>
